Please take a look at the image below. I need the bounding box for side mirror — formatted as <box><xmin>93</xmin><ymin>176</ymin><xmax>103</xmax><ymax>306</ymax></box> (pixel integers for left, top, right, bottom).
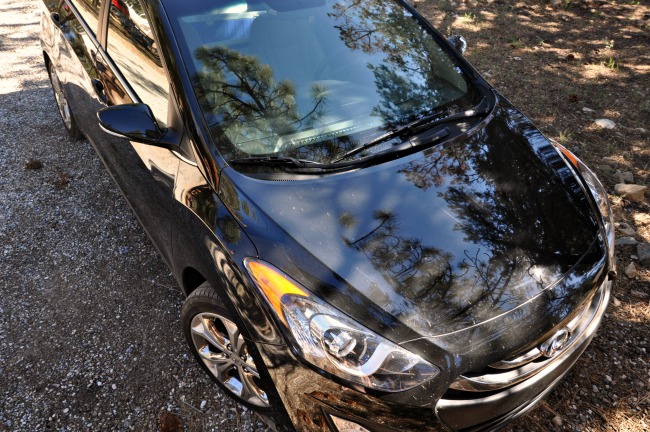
<box><xmin>97</xmin><ymin>103</ymin><xmax>177</xmax><ymax>147</ymax></box>
<box><xmin>447</xmin><ymin>35</ymin><xmax>468</xmax><ymax>55</ymax></box>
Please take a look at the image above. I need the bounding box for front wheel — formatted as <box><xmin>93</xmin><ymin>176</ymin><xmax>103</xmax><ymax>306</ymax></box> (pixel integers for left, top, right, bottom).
<box><xmin>180</xmin><ymin>284</ymin><xmax>271</xmax><ymax>409</ymax></box>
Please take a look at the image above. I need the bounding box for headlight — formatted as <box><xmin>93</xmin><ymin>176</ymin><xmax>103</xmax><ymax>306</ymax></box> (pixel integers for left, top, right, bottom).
<box><xmin>244</xmin><ymin>259</ymin><xmax>439</xmax><ymax>392</ymax></box>
<box><xmin>553</xmin><ymin>142</ymin><xmax>615</xmax><ymax>272</ymax></box>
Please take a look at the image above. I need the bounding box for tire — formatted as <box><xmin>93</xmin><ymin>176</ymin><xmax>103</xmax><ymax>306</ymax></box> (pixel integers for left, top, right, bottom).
<box><xmin>180</xmin><ymin>284</ymin><xmax>271</xmax><ymax>410</ymax></box>
<box><xmin>47</xmin><ymin>61</ymin><xmax>83</xmax><ymax>140</ymax></box>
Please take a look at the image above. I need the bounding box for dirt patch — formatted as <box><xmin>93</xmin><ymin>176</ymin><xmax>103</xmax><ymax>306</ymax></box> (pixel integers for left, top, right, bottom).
<box><xmin>413</xmin><ymin>0</ymin><xmax>650</xmax><ymax>430</ymax></box>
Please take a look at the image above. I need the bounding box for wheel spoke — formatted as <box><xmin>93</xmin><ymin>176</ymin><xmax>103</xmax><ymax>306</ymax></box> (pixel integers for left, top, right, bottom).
<box><xmin>191</xmin><ymin>316</ymin><xmax>227</xmax><ymax>352</ymax></box>
<box><xmin>198</xmin><ymin>347</ymin><xmax>235</xmax><ymax>380</ymax></box>
<box><xmin>222</xmin><ymin>319</ymin><xmax>241</xmax><ymax>352</ymax></box>
<box><xmin>239</xmin><ymin>368</ymin><xmax>267</xmax><ymax>405</ymax></box>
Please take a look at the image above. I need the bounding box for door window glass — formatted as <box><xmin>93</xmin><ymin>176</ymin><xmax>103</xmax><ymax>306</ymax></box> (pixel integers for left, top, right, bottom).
<box><xmin>106</xmin><ymin>0</ymin><xmax>169</xmax><ymax>127</ymax></box>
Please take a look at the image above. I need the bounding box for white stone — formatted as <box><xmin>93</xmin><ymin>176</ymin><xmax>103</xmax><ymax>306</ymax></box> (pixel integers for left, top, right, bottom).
<box><xmin>552</xmin><ymin>415</ymin><xmax>563</xmax><ymax>427</ymax></box>
<box><xmin>614</xmin><ymin>183</ymin><xmax>647</xmax><ymax>202</ymax></box>
<box><xmin>582</xmin><ymin>107</ymin><xmax>595</xmax><ymax>113</ymax></box>
<box><xmin>594</xmin><ymin>118</ymin><xmax>616</xmax><ymax>129</ymax></box>
<box><xmin>624</xmin><ymin>262</ymin><xmax>638</xmax><ymax>279</ymax></box>
<box><xmin>200</xmin><ymin>400</ymin><xmax>207</xmax><ymax>409</ymax></box>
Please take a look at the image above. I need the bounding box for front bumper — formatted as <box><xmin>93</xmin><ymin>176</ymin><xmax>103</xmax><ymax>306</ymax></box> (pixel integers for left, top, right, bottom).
<box><xmin>256</xmin><ymin>277</ymin><xmax>612</xmax><ymax>432</ymax></box>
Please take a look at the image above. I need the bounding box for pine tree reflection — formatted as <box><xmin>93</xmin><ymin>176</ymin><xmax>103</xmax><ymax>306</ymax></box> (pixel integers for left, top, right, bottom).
<box><xmin>340</xmin><ymin>108</ymin><xmax>597</xmax><ymax>329</ymax></box>
<box><xmin>328</xmin><ymin>0</ymin><xmax>470</xmax><ymax>128</ymax></box>
<box><xmin>344</xmin><ymin>210</ymin><xmax>455</xmax><ymax>307</ymax></box>
<box><xmin>194</xmin><ymin>46</ymin><xmax>327</xmax><ymax>158</ymax></box>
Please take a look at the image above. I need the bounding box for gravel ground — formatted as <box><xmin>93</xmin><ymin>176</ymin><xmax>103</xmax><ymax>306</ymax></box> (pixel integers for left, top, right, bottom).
<box><xmin>0</xmin><ymin>1</ymin><xmax>270</xmax><ymax>430</ymax></box>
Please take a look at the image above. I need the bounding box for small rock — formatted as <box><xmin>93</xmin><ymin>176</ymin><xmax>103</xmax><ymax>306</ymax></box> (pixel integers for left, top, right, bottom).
<box><xmin>158</xmin><ymin>411</ymin><xmax>182</xmax><ymax>432</ymax></box>
<box><xmin>552</xmin><ymin>415</ymin><xmax>563</xmax><ymax>427</ymax></box>
<box><xmin>111</xmin><ymin>384</ymin><xmax>117</xmax><ymax>390</ymax></box>
<box><xmin>594</xmin><ymin>118</ymin><xmax>616</xmax><ymax>129</ymax></box>
<box><xmin>605</xmin><ymin>375</ymin><xmax>613</xmax><ymax>383</ymax></box>
<box><xmin>637</xmin><ymin>243</ymin><xmax>650</xmax><ymax>265</ymax></box>
<box><xmin>630</xmin><ymin>290</ymin><xmax>649</xmax><ymax>300</ymax></box>
<box><xmin>636</xmin><ymin>128</ymin><xmax>647</xmax><ymax>133</ymax></box>
<box><xmin>615</xmin><ymin>170</ymin><xmax>634</xmax><ymax>184</ymax></box>
<box><xmin>611</xmin><ymin>296</ymin><xmax>621</xmax><ymax>307</ymax></box>
<box><xmin>592</xmin><ymin>384</ymin><xmax>599</xmax><ymax>393</ymax></box>
<box><xmin>200</xmin><ymin>400</ymin><xmax>206</xmax><ymax>409</ymax></box>
<box><xmin>25</xmin><ymin>159</ymin><xmax>43</xmax><ymax>170</ymax></box>
<box><xmin>601</xmin><ymin>156</ymin><xmax>620</xmax><ymax>166</ymax></box>
<box><xmin>625</xmin><ymin>262</ymin><xmax>638</xmax><ymax>279</ymax></box>
<box><xmin>513</xmin><ymin>56</ymin><xmax>522</xmax><ymax>61</ymax></box>
<box><xmin>582</xmin><ymin>107</ymin><xmax>595</xmax><ymax>113</ymax></box>
<box><xmin>615</xmin><ymin>237</ymin><xmax>638</xmax><ymax>246</ymax></box>
<box><xmin>616</xmin><ymin>222</ymin><xmax>636</xmax><ymax>236</ymax></box>
<box><xmin>614</xmin><ymin>183</ymin><xmax>647</xmax><ymax>202</ymax></box>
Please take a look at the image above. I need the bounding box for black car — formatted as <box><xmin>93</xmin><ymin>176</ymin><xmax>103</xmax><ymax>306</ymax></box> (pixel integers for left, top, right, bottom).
<box><xmin>40</xmin><ymin>0</ymin><xmax>615</xmax><ymax>430</ymax></box>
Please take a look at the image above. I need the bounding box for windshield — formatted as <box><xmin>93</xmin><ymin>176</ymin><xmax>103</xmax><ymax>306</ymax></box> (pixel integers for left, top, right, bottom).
<box><xmin>167</xmin><ymin>0</ymin><xmax>480</xmax><ymax>166</ymax></box>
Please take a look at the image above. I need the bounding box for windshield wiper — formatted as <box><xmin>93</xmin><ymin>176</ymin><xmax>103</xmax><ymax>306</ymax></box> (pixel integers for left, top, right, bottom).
<box><xmin>332</xmin><ymin>97</ymin><xmax>490</xmax><ymax>163</ymax></box>
<box><xmin>228</xmin><ymin>156</ymin><xmax>327</xmax><ymax>169</ymax></box>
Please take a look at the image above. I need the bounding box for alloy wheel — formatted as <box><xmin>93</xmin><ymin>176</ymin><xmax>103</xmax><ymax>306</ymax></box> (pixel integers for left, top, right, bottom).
<box><xmin>189</xmin><ymin>312</ymin><xmax>270</xmax><ymax>408</ymax></box>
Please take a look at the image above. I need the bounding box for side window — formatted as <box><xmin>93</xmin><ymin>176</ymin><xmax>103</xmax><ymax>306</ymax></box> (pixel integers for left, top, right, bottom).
<box><xmin>106</xmin><ymin>0</ymin><xmax>169</xmax><ymax>127</ymax></box>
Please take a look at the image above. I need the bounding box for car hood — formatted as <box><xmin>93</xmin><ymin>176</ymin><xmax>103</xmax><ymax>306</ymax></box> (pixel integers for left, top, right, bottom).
<box><xmin>220</xmin><ymin>98</ymin><xmax>604</xmax><ymax>339</ymax></box>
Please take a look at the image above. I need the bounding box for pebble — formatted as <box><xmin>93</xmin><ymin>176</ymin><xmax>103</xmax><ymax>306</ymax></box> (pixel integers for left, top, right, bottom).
<box><xmin>601</xmin><ymin>156</ymin><xmax>620</xmax><ymax>166</ymax></box>
<box><xmin>624</xmin><ymin>262</ymin><xmax>638</xmax><ymax>279</ymax></box>
<box><xmin>615</xmin><ymin>170</ymin><xmax>634</xmax><ymax>184</ymax></box>
<box><xmin>552</xmin><ymin>415</ymin><xmax>563</xmax><ymax>427</ymax></box>
<box><xmin>594</xmin><ymin>119</ymin><xmax>616</xmax><ymax>129</ymax></box>
<box><xmin>582</xmin><ymin>107</ymin><xmax>595</xmax><ymax>113</ymax></box>
<box><xmin>611</xmin><ymin>296</ymin><xmax>621</xmax><ymax>307</ymax></box>
<box><xmin>615</xmin><ymin>237</ymin><xmax>638</xmax><ymax>246</ymax></box>
<box><xmin>614</xmin><ymin>183</ymin><xmax>647</xmax><ymax>202</ymax></box>
<box><xmin>616</xmin><ymin>222</ymin><xmax>637</xmax><ymax>236</ymax></box>
<box><xmin>638</xmin><ymin>243</ymin><xmax>650</xmax><ymax>265</ymax></box>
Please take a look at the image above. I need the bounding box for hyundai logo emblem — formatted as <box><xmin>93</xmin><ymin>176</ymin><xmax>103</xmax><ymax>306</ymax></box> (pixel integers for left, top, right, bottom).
<box><xmin>540</xmin><ymin>328</ymin><xmax>570</xmax><ymax>358</ymax></box>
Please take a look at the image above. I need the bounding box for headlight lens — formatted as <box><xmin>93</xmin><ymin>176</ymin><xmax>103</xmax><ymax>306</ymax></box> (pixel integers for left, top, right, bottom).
<box><xmin>244</xmin><ymin>259</ymin><xmax>439</xmax><ymax>392</ymax></box>
<box><xmin>553</xmin><ymin>142</ymin><xmax>615</xmax><ymax>271</ymax></box>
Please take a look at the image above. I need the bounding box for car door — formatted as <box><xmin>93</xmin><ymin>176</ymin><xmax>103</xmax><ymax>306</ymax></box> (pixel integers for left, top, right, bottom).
<box><xmin>88</xmin><ymin>0</ymin><xmax>181</xmax><ymax>266</ymax></box>
<box><xmin>45</xmin><ymin>0</ymin><xmax>181</xmax><ymax>267</ymax></box>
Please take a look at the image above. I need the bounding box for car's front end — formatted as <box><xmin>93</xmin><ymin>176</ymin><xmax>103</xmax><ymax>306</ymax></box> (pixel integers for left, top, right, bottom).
<box><xmin>158</xmin><ymin>0</ymin><xmax>616</xmax><ymax>430</ymax></box>
<box><xmin>225</xmin><ymin>95</ymin><xmax>615</xmax><ymax>431</ymax></box>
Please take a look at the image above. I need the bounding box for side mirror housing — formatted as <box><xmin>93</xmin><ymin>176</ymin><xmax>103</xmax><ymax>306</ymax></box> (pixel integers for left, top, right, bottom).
<box><xmin>97</xmin><ymin>103</ymin><xmax>178</xmax><ymax>148</ymax></box>
<box><xmin>447</xmin><ymin>34</ymin><xmax>468</xmax><ymax>55</ymax></box>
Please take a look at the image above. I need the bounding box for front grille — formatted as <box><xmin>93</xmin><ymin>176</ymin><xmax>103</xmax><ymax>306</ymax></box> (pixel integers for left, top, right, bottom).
<box><xmin>448</xmin><ymin>281</ymin><xmax>606</xmax><ymax>393</ymax></box>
